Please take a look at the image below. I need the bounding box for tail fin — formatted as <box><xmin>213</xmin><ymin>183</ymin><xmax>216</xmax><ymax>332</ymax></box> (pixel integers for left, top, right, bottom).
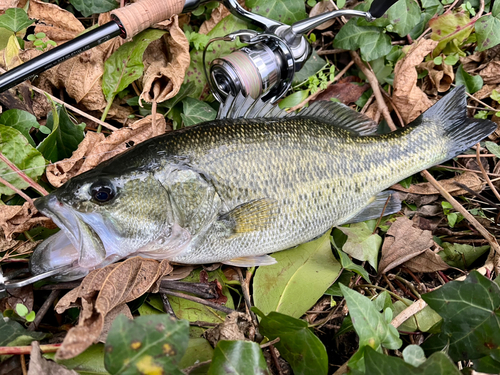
<box><xmin>422</xmin><ymin>85</ymin><xmax>497</xmax><ymax>158</ymax></box>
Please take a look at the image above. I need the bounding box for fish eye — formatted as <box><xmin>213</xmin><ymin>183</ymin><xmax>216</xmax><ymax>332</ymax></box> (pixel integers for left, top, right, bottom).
<box><xmin>90</xmin><ymin>181</ymin><xmax>116</xmax><ymax>204</ymax></box>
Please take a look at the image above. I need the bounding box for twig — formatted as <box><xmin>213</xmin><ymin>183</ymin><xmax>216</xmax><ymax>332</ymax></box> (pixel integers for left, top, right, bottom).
<box><xmin>433</xmin><ymin>164</ymin><xmax>500</xmax><ymax>177</ymax></box>
<box><xmin>476</xmin><ymin>144</ymin><xmax>500</xmax><ymax>202</ymax></box>
<box><xmin>350</xmin><ymin>51</ymin><xmax>396</xmax><ymax>131</ymax></box>
<box><xmin>421</xmin><ymin>170</ymin><xmax>500</xmax><ymax>255</ymax></box>
<box><xmin>160</xmin><ymin>289</ymin><xmax>235</xmax><ymax>314</ymax></box>
<box><xmin>288</xmin><ymin>61</ymin><xmax>355</xmax><ymax>111</ymax></box>
<box><xmin>391</xmin><ymin>298</ymin><xmax>428</xmax><ymax>328</ymax></box>
<box><xmin>317</xmin><ymin>49</ymin><xmax>347</xmax><ymax>55</ymax></box>
<box><xmin>235</xmin><ymin>268</ymin><xmax>259</xmax><ymax>325</ymax></box>
<box><xmin>160</xmin><ymin>293</ymin><xmax>177</xmax><ymax>318</ymax></box>
<box><xmin>28</xmin><ymin>289</ymin><xmax>61</xmax><ymax>331</ymax></box>
<box><xmin>0</xmin><ymin>344</ymin><xmax>60</xmax><ymax>355</ymax></box>
<box><xmin>0</xmin><ymin>176</ymin><xmax>34</xmax><ymax>205</ymax></box>
<box><xmin>0</xmin><ymin>152</ymin><xmax>49</xmax><ymax>196</ymax></box>
<box><xmin>160</xmin><ymin>280</ymin><xmax>217</xmax><ymax>299</ymax></box>
<box><xmin>183</xmin><ymin>360</ymin><xmax>212</xmax><ymax>374</ymax></box>
<box><xmin>260</xmin><ymin>337</ymin><xmax>281</xmax><ymax>349</ymax></box>
<box><xmin>269</xmin><ymin>343</ymin><xmax>284</xmax><ymax>375</ymax></box>
<box><xmin>29</xmin><ymin>85</ymin><xmax>118</xmax><ymax>132</ymax></box>
<box><xmin>21</xmin><ymin>354</ymin><xmax>27</xmax><ymax>375</ymax></box>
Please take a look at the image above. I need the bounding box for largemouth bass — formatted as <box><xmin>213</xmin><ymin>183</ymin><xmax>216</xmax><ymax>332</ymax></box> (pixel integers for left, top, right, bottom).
<box><xmin>30</xmin><ymin>86</ymin><xmax>495</xmax><ymax>280</ymax></box>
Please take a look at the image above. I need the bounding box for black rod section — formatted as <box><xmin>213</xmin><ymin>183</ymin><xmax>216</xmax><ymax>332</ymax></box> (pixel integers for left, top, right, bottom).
<box><xmin>0</xmin><ymin>21</ymin><xmax>122</xmax><ymax>93</ymax></box>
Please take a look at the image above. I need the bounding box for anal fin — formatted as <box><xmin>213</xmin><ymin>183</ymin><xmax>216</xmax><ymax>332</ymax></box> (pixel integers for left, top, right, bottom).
<box><xmin>218</xmin><ymin>198</ymin><xmax>277</xmax><ymax>234</ymax></box>
<box><xmin>223</xmin><ymin>255</ymin><xmax>277</xmax><ymax>267</ymax></box>
<box><xmin>344</xmin><ymin>191</ymin><xmax>401</xmax><ymax>224</ymax></box>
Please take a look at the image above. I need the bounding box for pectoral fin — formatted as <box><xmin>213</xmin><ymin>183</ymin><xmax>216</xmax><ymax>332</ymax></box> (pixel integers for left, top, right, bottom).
<box><xmin>223</xmin><ymin>255</ymin><xmax>277</xmax><ymax>267</ymax></box>
<box><xmin>218</xmin><ymin>198</ymin><xmax>277</xmax><ymax>234</ymax></box>
<box><xmin>344</xmin><ymin>191</ymin><xmax>401</xmax><ymax>224</ymax></box>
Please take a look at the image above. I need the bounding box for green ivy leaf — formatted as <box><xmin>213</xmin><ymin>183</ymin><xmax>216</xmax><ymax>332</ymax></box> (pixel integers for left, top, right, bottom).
<box><xmin>333</xmin><ymin>19</ymin><xmax>392</xmax><ymax>61</ymax></box>
<box><xmin>36</xmin><ymin>106</ymin><xmax>85</xmax><ymax>162</ymax></box>
<box><xmin>0</xmin><ymin>109</ymin><xmax>40</xmax><ymax>147</ymax></box>
<box><xmin>0</xmin><ymin>312</ymin><xmax>45</xmax><ymax>347</ymax></box>
<box><xmin>386</xmin><ymin>0</ymin><xmax>421</xmax><ymax>37</ymax></box>
<box><xmin>336</xmin><ymin>222</ymin><xmax>382</xmax><ymax>271</ymax></box>
<box><xmin>69</xmin><ymin>0</ymin><xmax>119</xmax><ymax>17</ymax></box>
<box><xmin>246</xmin><ymin>0</ymin><xmax>307</xmax><ymax>25</ymax></box>
<box><xmin>102</xmin><ymin>29</ymin><xmax>166</xmax><ymax>107</ymax></box>
<box><xmin>439</xmin><ymin>242</ymin><xmax>490</xmax><ymax>269</ymax></box>
<box><xmin>208</xmin><ymin>341</ymin><xmax>269</xmax><ymax>375</ymax></box>
<box><xmin>278</xmin><ymin>90</ymin><xmax>309</xmax><ymax>109</ymax></box>
<box><xmin>334</xmin><ymin>248</ymin><xmax>370</xmax><ymax>283</ymax></box>
<box><xmin>402</xmin><ymin>345</ymin><xmax>427</xmax><ymax>367</ymax></box>
<box><xmin>256</xmin><ymin>310</ymin><xmax>328</xmax><ymax>375</ymax></box>
<box><xmin>363</xmin><ymin>347</ymin><xmax>461</xmax><ymax>374</ymax></box>
<box><xmin>340</xmin><ymin>284</ymin><xmax>402</xmax><ymax>352</ymax></box>
<box><xmin>180</xmin><ymin>97</ymin><xmax>217</xmax><ymax>126</ymax></box>
<box><xmin>429</xmin><ymin>11</ymin><xmax>473</xmax><ymax>56</ymax></box>
<box><xmin>179</xmin><ymin>338</ymin><xmax>214</xmax><ymax>373</ymax></box>
<box><xmin>455</xmin><ymin>65</ymin><xmax>483</xmax><ymax>93</ymax></box>
<box><xmin>253</xmin><ymin>231</ymin><xmax>341</xmax><ymax>318</ymax></box>
<box><xmin>475</xmin><ymin>15</ymin><xmax>500</xmax><ymax>52</ymax></box>
<box><xmin>104</xmin><ymin>314</ymin><xmax>189</xmax><ymax>375</ymax></box>
<box><xmin>0</xmin><ymin>8</ymin><xmax>33</xmax><ymax>33</ymax></box>
<box><xmin>45</xmin><ymin>344</ymin><xmax>108</xmax><ymax>375</ymax></box>
<box><xmin>485</xmin><ymin>140</ymin><xmax>500</xmax><ymax>158</ymax></box>
<box><xmin>422</xmin><ymin>271</ymin><xmax>500</xmax><ymax>362</ymax></box>
<box><xmin>0</xmin><ymin>125</ymin><xmax>45</xmax><ymax>196</ymax></box>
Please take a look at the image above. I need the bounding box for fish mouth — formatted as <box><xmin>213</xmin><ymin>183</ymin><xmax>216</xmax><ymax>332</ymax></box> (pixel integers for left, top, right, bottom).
<box><xmin>30</xmin><ymin>194</ymin><xmax>107</xmax><ymax>281</ymax></box>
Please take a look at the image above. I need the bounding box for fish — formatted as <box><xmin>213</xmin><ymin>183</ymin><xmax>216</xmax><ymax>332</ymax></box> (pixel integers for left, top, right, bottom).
<box><xmin>29</xmin><ymin>86</ymin><xmax>496</xmax><ymax>281</ymax></box>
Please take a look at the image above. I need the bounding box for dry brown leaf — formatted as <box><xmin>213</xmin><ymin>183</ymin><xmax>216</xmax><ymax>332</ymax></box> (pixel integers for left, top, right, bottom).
<box><xmin>379</xmin><ymin>216</ymin><xmax>435</xmax><ymax>274</ymax></box>
<box><xmin>28</xmin><ymin>341</ymin><xmax>78</xmax><ymax>375</ymax></box>
<box><xmin>313</xmin><ymin>81</ymin><xmax>370</xmax><ymax>104</ymax></box>
<box><xmin>46</xmin><ymin>114</ymin><xmax>167</xmax><ymax>187</ymax></box>
<box><xmin>140</xmin><ymin>16</ymin><xmax>190</xmax><ymax>104</ymax></box>
<box><xmin>0</xmin><ymin>202</ymin><xmax>55</xmax><ymax>241</ymax></box>
<box><xmin>0</xmin><ymin>0</ymin><xmax>19</xmax><ymax>11</ymax></box>
<box><xmin>98</xmin><ymin>304</ymin><xmax>133</xmax><ymax>343</ymax></box>
<box><xmin>465</xmin><ymin>157</ymin><xmax>489</xmax><ymax>172</ymax></box>
<box><xmin>161</xmin><ymin>265</ymin><xmax>195</xmax><ymax>281</ymax></box>
<box><xmin>199</xmin><ymin>3</ymin><xmax>232</xmax><ymax>34</ymax></box>
<box><xmin>419</xmin><ymin>60</ymin><xmax>454</xmax><ymax>94</ymax></box>
<box><xmin>393</xmin><ymin>39</ymin><xmax>438</xmax><ymax>123</ymax></box>
<box><xmin>479</xmin><ymin>61</ymin><xmax>500</xmax><ymax>85</ymax></box>
<box><xmin>403</xmin><ymin>248</ymin><xmax>450</xmax><ymax>273</ymax></box>
<box><xmin>1</xmin><ymin>285</ymin><xmax>34</xmax><ymax>313</ymax></box>
<box><xmin>472</xmin><ymin>83</ymin><xmax>499</xmax><ymax>100</ymax></box>
<box><xmin>55</xmin><ymin>257</ymin><xmax>172</xmax><ymax>360</ymax></box>
<box><xmin>204</xmin><ymin>312</ymin><xmax>254</xmax><ymax>348</ymax></box>
<box><xmin>308</xmin><ymin>0</ymin><xmax>335</xmax><ymax>30</ymax></box>
<box><xmin>460</xmin><ymin>52</ymin><xmax>487</xmax><ymax>74</ymax></box>
<box><xmin>391</xmin><ymin>172</ymin><xmax>483</xmax><ymax>196</ymax></box>
<box><xmin>26</xmin><ymin>3</ymin><xmax>130</xmax><ymax>122</ymax></box>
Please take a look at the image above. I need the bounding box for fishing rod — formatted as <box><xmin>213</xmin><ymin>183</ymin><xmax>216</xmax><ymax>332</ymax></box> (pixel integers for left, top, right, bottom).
<box><xmin>0</xmin><ymin>0</ymin><xmax>398</xmax><ymax>294</ymax></box>
<box><xmin>0</xmin><ymin>0</ymin><xmax>397</xmax><ymax>103</ymax></box>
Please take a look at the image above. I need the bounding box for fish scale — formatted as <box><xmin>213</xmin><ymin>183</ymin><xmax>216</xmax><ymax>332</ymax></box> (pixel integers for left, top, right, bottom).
<box><xmin>29</xmin><ymin>86</ymin><xmax>497</xmax><ymax>279</ymax></box>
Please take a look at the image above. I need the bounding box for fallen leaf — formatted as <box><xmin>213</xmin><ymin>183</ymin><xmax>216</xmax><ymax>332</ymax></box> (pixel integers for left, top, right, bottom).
<box><xmin>479</xmin><ymin>61</ymin><xmax>500</xmax><ymax>85</ymax></box>
<box><xmin>465</xmin><ymin>157</ymin><xmax>489</xmax><ymax>173</ymax></box>
<box><xmin>161</xmin><ymin>265</ymin><xmax>195</xmax><ymax>281</ymax></box>
<box><xmin>459</xmin><ymin>52</ymin><xmax>487</xmax><ymax>74</ymax></box>
<box><xmin>55</xmin><ymin>257</ymin><xmax>172</xmax><ymax>360</ymax></box>
<box><xmin>0</xmin><ymin>202</ymin><xmax>55</xmax><ymax>241</ymax></box>
<box><xmin>26</xmin><ymin>3</ymin><xmax>130</xmax><ymax>122</ymax></box>
<box><xmin>203</xmin><ymin>312</ymin><xmax>254</xmax><ymax>347</ymax></box>
<box><xmin>199</xmin><ymin>2</ymin><xmax>232</xmax><ymax>34</ymax></box>
<box><xmin>391</xmin><ymin>172</ymin><xmax>483</xmax><ymax>196</ymax></box>
<box><xmin>28</xmin><ymin>341</ymin><xmax>78</xmax><ymax>375</ymax></box>
<box><xmin>472</xmin><ymin>83</ymin><xmax>499</xmax><ymax>100</ymax></box>
<box><xmin>337</xmin><ymin>222</ymin><xmax>381</xmax><ymax>271</ymax></box>
<box><xmin>379</xmin><ymin>216</ymin><xmax>435</xmax><ymax>274</ymax></box>
<box><xmin>0</xmin><ymin>0</ymin><xmax>19</xmax><ymax>11</ymax></box>
<box><xmin>419</xmin><ymin>60</ymin><xmax>454</xmax><ymax>94</ymax></box>
<box><xmin>140</xmin><ymin>16</ymin><xmax>190</xmax><ymax>104</ymax></box>
<box><xmin>309</xmin><ymin>0</ymin><xmax>335</xmax><ymax>30</ymax></box>
<box><xmin>3</xmin><ymin>285</ymin><xmax>34</xmax><ymax>313</ymax></box>
<box><xmin>97</xmin><ymin>304</ymin><xmax>133</xmax><ymax>343</ymax></box>
<box><xmin>46</xmin><ymin>114</ymin><xmax>167</xmax><ymax>187</ymax></box>
<box><xmin>403</xmin><ymin>248</ymin><xmax>450</xmax><ymax>273</ymax></box>
<box><xmin>313</xmin><ymin>81</ymin><xmax>370</xmax><ymax>104</ymax></box>
<box><xmin>393</xmin><ymin>39</ymin><xmax>438</xmax><ymax>123</ymax></box>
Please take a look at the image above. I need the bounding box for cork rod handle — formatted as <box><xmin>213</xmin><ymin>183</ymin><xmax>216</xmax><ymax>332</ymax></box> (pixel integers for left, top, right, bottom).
<box><xmin>111</xmin><ymin>0</ymin><xmax>186</xmax><ymax>38</ymax></box>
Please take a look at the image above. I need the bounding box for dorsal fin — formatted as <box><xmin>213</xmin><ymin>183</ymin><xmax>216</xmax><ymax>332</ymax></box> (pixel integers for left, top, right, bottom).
<box><xmin>217</xmin><ymin>93</ymin><xmax>379</xmax><ymax>136</ymax></box>
<box><xmin>287</xmin><ymin>101</ymin><xmax>378</xmax><ymax>135</ymax></box>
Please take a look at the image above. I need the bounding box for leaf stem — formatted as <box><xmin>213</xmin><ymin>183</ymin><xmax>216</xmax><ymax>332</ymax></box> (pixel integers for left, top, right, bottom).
<box><xmin>99</xmin><ymin>99</ymin><xmax>114</xmax><ymax>133</ymax></box>
<box><xmin>0</xmin><ymin>152</ymin><xmax>48</xmax><ymax>197</ymax></box>
<box><xmin>0</xmin><ymin>343</ymin><xmax>60</xmax><ymax>355</ymax></box>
